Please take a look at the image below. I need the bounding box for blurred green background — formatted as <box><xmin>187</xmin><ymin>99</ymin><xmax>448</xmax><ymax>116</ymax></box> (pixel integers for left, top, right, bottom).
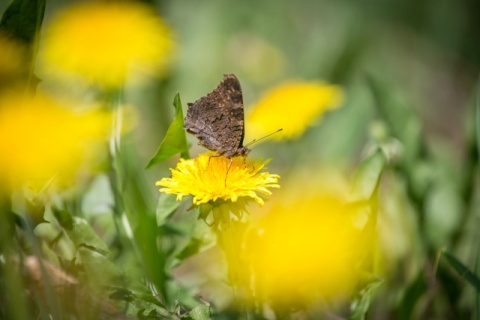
<box><xmin>136</xmin><ymin>0</ymin><xmax>478</xmax><ymax>174</ymax></box>
<box><xmin>5</xmin><ymin>0</ymin><xmax>474</xmax><ymax>173</ymax></box>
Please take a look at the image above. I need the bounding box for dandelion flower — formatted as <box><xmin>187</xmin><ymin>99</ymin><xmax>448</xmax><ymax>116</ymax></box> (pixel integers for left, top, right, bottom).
<box><xmin>156</xmin><ymin>153</ymin><xmax>280</xmax><ymax>207</ymax></box>
<box><xmin>246</xmin><ymin>174</ymin><xmax>375</xmax><ymax>307</ymax></box>
<box><xmin>0</xmin><ymin>91</ymin><xmax>110</xmax><ymax>191</ymax></box>
<box><xmin>246</xmin><ymin>81</ymin><xmax>344</xmax><ymax>141</ymax></box>
<box><xmin>41</xmin><ymin>2</ymin><xmax>174</xmax><ymax>87</ymax></box>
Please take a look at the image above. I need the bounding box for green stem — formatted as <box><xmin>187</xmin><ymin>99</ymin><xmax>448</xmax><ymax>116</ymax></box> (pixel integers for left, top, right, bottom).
<box><xmin>0</xmin><ymin>195</ymin><xmax>30</xmax><ymax>320</ymax></box>
<box><xmin>214</xmin><ymin>207</ymin><xmax>254</xmax><ymax>316</ymax></box>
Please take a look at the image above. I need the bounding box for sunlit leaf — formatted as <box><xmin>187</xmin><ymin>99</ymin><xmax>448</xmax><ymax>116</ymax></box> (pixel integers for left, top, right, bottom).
<box><xmin>146</xmin><ymin>94</ymin><xmax>190</xmax><ymax>168</ymax></box>
<box><xmin>351</xmin><ymin>149</ymin><xmax>386</xmax><ymax>200</ymax></box>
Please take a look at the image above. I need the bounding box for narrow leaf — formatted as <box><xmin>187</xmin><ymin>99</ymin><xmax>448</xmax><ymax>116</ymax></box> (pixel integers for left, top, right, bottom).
<box><xmin>351</xmin><ymin>149</ymin><xmax>386</xmax><ymax>200</ymax></box>
<box><xmin>146</xmin><ymin>94</ymin><xmax>190</xmax><ymax>168</ymax></box>
<box><xmin>439</xmin><ymin>249</ymin><xmax>480</xmax><ymax>292</ymax></box>
<box><xmin>476</xmin><ymin>77</ymin><xmax>480</xmax><ymax>156</ymax></box>
<box><xmin>476</xmin><ymin>246</ymin><xmax>480</xmax><ymax>320</ymax></box>
<box><xmin>397</xmin><ymin>272</ymin><xmax>427</xmax><ymax>320</ymax></box>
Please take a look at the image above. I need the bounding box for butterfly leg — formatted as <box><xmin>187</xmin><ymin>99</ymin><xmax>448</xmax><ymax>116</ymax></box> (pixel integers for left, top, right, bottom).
<box><xmin>224</xmin><ymin>158</ymin><xmax>233</xmax><ymax>187</ymax></box>
<box><xmin>205</xmin><ymin>153</ymin><xmax>222</xmax><ymax>172</ymax></box>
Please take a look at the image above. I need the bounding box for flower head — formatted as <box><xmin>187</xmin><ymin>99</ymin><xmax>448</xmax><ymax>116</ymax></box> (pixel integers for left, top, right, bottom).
<box><xmin>246</xmin><ymin>172</ymin><xmax>374</xmax><ymax>307</ymax></box>
<box><xmin>0</xmin><ymin>91</ymin><xmax>110</xmax><ymax>191</ymax></box>
<box><xmin>156</xmin><ymin>153</ymin><xmax>280</xmax><ymax>207</ymax></box>
<box><xmin>246</xmin><ymin>81</ymin><xmax>344</xmax><ymax>141</ymax></box>
<box><xmin>41</xmin><ymin>2</ymin><xmax>174</xmax><ymax>87</ymax></box>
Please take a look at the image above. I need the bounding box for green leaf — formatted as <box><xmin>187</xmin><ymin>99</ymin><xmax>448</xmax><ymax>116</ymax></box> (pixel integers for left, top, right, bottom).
<box><xmin>0</xmin><ymin>0</ymin><xmax>45</xmax><ymax>90</ymax></box>
<box><xmin>476</xmin><ymin>78</ymin><xmax>480</xmax><ymax>156</ymax></box>
<box><xmin>175</xmin><ymin>237</ymin><xmax>203</xmax><ymax>261</ymax></box>
<box><xmin>188</xmin><ymin>304</ymin><xmax>210</xmax><ymax>320</ymax></box>
<box><xmin>156</xmin><ymin>193</ymin><xmax>182</xmax><ymax>226</ymax></box>
<box><xmin>51</xmin><ymin>208</ymin><xmax>121</xmax><ymax>293</ymax></box>
<box><xmin>0</xmin><ymin>0</ymin><xmax>45</xmax><ymax>44</ymax></box>
<box><xmin>351</xmin><ymin>149</ymin><xmax>386</xmax><ymax>200</ymax></box>
<box><xmin>77</xmin><ymin>246</ymin><xmax>120</xmax><ymax>286</ymax></box>
<box><xmin>397</xmin><ymin>272</ymin><xmax>427</xmax><ymax>320</ymax></box>
<box><xmin>439</xmin><ymin>249</ymin><xmax>480</xmax><ymax>292</ymax></box>
<box><xmin>198</xmin><ymin>203</ymin><xmax>213</xmax><ymax>221</ymax></box>
<box><xmin>367</xmin><ymin>77</ymin><xmax>423</xmax><ymax>168</ymax></box>
<box><xmin>350</xmin><ymin>275</ymin><xmax>383</xmax><ymax>320</ymax></box>
<box><xmin>146</xmin><ymin>94</ymin><xmax>190</xmax><ymax>168</ymax></box>
<box><xmin>52</xmin><ymin>208</ymin><xmax>109</xmax><ymax>254</ymax></box>
<box><xmin>475</xmin><ymin>247</ymin><xmax>480</xmax><ymax>320</ymax></box>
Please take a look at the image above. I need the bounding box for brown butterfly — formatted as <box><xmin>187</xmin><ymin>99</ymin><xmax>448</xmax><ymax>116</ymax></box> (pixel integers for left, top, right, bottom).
<box><xmin>184</xmin><ymin>74</ymin><xmax>250</xmax><ymax>158</ymax></box>
<box><xmin>185</xmin><ymin>74</ymin><xmax>282</xmax><ymax>159</ymax></box>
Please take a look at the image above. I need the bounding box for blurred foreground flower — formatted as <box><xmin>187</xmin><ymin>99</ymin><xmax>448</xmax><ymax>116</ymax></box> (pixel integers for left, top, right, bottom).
<box><xmin>246</xmin><ymin>175</ymin><xmax>374</xmax><ymax>308</ymax></box>
<box><xmin>41</xmin><ymin>2</ymin><xmax>174</xmax><ymax>87</ymax></box>
<box><xmin>156</xmin><ymin>153</ymin><xmax>280</xmax><ymax>209</ymax></box>
<box><xmin>0</xmin><ymin>91</ymin><xmax>110</xmax><ymax>191</ymax></box>
<box><xmin>246</xmin><ymin>81</ymin><xmax>344</xmax><ymax>141</ymax></box>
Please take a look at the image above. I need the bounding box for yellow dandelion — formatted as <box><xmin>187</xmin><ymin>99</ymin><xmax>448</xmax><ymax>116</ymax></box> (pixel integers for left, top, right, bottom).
<box><xmin>246</xmin><ymin>173</ymin><xmax>375</xmax><ymax>307</ymax></box>
<box><xmin>246</xmin><ymin>81</ymin><xmax>344</xmax><ymax>141</ymax></box>
<box><xmin>156</xmin><ymin>153</ymin><xmax>280</xmax><ymax>207</ymax></box>
<box><xmin>41</xmin><ymin>2</ymin><xmax>175</xmax><ymax>87</ymax></box>
<box><xmin>0</xmin><ymin>91</ymin><xmax>111</xmax><ymax>191</ymax></box>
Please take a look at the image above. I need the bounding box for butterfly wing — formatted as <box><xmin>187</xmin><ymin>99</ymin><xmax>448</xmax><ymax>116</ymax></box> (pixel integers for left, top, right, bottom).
<box><xmin>184</xmin><ymin>74</ymin><xmax>246</xmax><ymax>157</ymax></box>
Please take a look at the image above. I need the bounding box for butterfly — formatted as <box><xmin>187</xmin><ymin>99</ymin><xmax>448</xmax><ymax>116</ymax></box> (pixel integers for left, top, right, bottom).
<box><xmin>184</xmin><ymin>74</ymin><xmax>250</xmax><ymax>158</ymax></box>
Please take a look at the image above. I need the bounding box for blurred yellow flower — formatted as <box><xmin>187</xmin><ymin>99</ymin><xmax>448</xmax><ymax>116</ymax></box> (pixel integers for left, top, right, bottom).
<box><xmin>156</xmin><ymin>153</ymin><xmax>280</xmax><ymax>207</ymax></box>
<box><xmin>246</xmin><ymin>81</ymin><xmax>344</xmax><ymax>141</ymax></box>
<box><xmin>246</xmin><ymin>176</ymin><xmax>374</xmax><ymax>307</ymax></box>
<box><xmin>41</xmin><ymin>2</ymin><xmax>174</xmax><ymax>87</ymax></box>
<box><xmin>0</xmin><ymin>91</ymin><xmax>110</xmax><ymax>191</ymax></box>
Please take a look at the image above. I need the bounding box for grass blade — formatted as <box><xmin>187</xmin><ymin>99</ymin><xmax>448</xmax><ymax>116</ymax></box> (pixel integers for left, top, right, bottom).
<box><xmin>438</xmin><ymin>248</ymin><xmax>480</xmax><ymax>292</ymax></box>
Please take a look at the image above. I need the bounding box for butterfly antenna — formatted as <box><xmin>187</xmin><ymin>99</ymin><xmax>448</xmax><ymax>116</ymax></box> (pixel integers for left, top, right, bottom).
<box><xmin>245</xmin><ymin>128</ymin><xmax>283</xmax><ymax>147</ymax></box>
